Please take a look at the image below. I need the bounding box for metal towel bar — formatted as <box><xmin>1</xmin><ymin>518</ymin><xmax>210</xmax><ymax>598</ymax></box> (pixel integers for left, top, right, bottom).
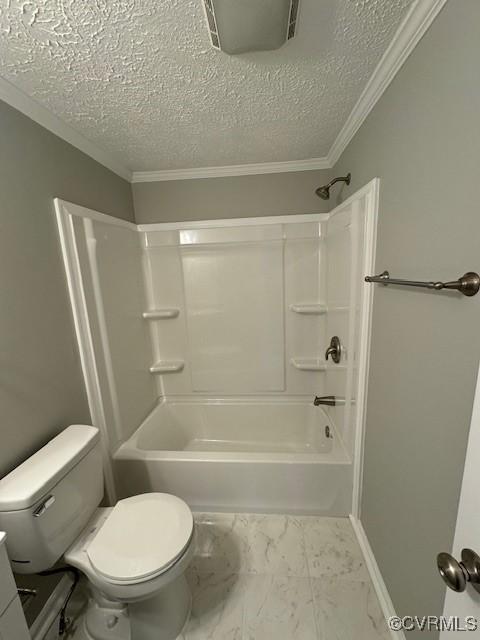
<box><xmin>365</xmin><ymin>271</ymin><xmax>480</xmax><ymax>297</ymax></box>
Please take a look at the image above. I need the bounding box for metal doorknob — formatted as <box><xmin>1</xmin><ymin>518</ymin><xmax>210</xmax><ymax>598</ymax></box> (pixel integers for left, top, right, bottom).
<box><xmin>437</xmin><ymin>549</ymin><xmax>480</xmax><ymax>593</ymax></box>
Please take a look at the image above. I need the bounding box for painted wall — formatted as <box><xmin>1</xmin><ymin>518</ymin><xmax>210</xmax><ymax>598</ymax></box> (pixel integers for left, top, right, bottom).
<box><xmin>132</xmin><ymin>170</ymin><xmax>332</xmax><ymax>223</ymax></box>
<box><xmin>0</xmin><ymin>99</ymin><xmax>134</xmax><ymax>478</ymax></box>
<box><xmin>333</xmin><ymin>0</ymin><xmax>480</xmax><ymax>631</ymax></box>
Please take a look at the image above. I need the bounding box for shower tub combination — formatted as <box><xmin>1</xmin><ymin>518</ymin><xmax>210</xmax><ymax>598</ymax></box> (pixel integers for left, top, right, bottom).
<box><xmin>56</xmin><ymin>181</ymin><xmax>377</xmax><ymax>518</ymax></box>
<box><xmin>114</xmin><ymin>399</ymin><xmax>351</xmax><ymax>514</ymax></box>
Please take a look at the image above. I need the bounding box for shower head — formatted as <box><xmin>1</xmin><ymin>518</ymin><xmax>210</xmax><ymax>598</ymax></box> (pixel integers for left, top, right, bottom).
<box><xmin>315</xmin><ymin>185</ymin><xmax>330</xmax><ymax>200</ymax></box>
<box><xmin>315</xmin><ymin>173</ymin><xmax>351</xmax><ymax>200</ymax></box>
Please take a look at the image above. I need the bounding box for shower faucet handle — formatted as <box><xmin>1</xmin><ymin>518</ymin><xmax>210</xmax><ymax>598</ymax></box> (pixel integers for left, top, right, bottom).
<box><xmin>325</xmin><ymin>336</ymin><xmax>342</xmax><ymax>363</ymax></box>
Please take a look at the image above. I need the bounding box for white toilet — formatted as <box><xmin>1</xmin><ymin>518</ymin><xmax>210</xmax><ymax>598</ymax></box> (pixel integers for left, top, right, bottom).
<box><xmin>0</xmin><ymin>425</ymin><xmax>195</xmax><ymax>640</ymax></box>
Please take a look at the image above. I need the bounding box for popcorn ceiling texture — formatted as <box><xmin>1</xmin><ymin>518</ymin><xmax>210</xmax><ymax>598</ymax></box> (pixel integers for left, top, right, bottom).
<box><xmin>0</xmin><ymin>0</ymin><xmax>413</xmax><ymax>171</ymax></box>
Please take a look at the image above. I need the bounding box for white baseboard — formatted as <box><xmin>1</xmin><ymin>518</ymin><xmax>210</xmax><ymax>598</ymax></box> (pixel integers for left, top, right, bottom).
<box><xmin>349</xmin><ymin>515</ymin><xmax>406</xmax><ymax>640</ymax></box>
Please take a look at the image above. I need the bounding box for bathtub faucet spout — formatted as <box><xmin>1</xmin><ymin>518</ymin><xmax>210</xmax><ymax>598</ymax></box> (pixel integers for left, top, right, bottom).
<box><xmin>313</xmin><ymin>395</ymin><xmax>336</xmax><ymax>407</ymax></box>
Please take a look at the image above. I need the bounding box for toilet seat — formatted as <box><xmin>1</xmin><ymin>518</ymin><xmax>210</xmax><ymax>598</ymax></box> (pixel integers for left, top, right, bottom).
<box><xmin>86</xmin><ymin>493</ymin><xmax>194</xmax><ymax>585</ymax></box>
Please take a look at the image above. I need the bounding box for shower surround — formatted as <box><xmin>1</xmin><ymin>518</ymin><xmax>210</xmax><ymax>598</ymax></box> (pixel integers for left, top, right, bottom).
<box><xmin>55</xmin><ymin>180</ymin><xmax>377</xmax><ymax>514</ymax></box>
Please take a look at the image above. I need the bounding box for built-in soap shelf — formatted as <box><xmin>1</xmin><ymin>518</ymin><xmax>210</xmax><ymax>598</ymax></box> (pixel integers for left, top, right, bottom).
<box><xmin>290</xmin><ymin>358</ymin><xmax>327</xmax><ymax>371</ymax></box>
<box><xmin>149</xmin><ymin>360</ymin><xmax>185</xmax><ymax>374</ymax></box>
<box><xmin>289</xmin><ymin>303</ymin><xmax>327</xmax><ymax>315</ymax></box>
<box><xmin>143</xmin><ymin>308</ymin><xmax>180</xmax><ymax>319</ymax></box>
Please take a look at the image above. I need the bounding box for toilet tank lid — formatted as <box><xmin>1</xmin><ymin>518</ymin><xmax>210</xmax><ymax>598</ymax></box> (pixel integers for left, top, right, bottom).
<box><xmin>0</xmin><ymin>425</ymin><xmax>100</xmax><ymax>512</ymax></box>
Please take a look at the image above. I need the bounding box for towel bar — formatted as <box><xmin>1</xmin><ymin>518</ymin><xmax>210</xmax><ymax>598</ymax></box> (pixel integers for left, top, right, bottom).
<box><xmin>364</xmin><ymin>271</ymin><xmax>480</xmax><ymax>297</ymax></box>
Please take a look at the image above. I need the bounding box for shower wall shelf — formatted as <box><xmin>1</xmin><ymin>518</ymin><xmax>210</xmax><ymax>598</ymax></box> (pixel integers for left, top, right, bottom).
<box><xmin>143</xmin><ymin>308</ymin><xmax>180</xmax><ymax>319</ymax></box>
<box><xmin>149</xmin><ymin>360</ymin><xmax>185</xmax><ymax>374</ymax></box>
<box><xmin>289</xmin><ymin>303</ymin><xmax>327</xmax><ymax>315</ymax></box>
<box><xmin>290</xmin><ymin>358</ymin><xmax>327</xmax><ymax>371</ymax></box>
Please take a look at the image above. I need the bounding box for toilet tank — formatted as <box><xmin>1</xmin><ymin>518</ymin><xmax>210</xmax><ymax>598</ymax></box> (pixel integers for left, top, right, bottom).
<box><xmin>0</xmin><ymin>425</ymin><xmax>103</xmax><ymax>574</ymax></box>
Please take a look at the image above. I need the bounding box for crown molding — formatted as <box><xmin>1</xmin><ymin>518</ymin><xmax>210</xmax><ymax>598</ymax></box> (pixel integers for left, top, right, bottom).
<box><xmin>0</xmin><ymin>76</ymin><xmax>132</xmax><ymax>182</ymax></box>
<box><xmin>131</xmin><ymin>157</ymin><xmax>331</xmax><ymax>183</ymax></box>
<box><xmin>133</xmin><ymin>0</ymin><xmax>446</xmax><ymax>183</ymax></box>
<box><xmin>327</xmin><ymin>0</ymin><xmax>448</xmax><ymax>167</ymax></box>
<box><xmin>1</xmin><ymin>0</ymin><xmax>445</xmax><ymax>184</ymax></box>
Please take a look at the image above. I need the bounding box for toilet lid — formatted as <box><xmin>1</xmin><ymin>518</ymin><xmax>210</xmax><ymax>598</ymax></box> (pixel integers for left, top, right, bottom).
<box><xmin>86</xmin><ymin>493</ymin><xmax>193</xmax><ymax>583</ymax></box>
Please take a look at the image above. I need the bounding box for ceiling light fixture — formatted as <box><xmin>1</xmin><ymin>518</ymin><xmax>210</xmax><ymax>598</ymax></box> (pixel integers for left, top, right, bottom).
<box><xmin>202</xmin><ymin>0</ymin><xmax>299</xmax><ymax>54</ymax></box>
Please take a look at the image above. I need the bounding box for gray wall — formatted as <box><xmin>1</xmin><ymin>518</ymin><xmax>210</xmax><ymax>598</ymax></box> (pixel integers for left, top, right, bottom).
<box><xmin>0</xmin><ymin>99</ymin><xmax>134</xmax><ymax>478</ymax></box>
<box><xmin>3</xmin><ymin>3</ymin><xmax>478</xmax><ymax>628</ymax></box>
<box><xmin>133</xmin><ymin>169</ymin><xmax>332</xmax><ymax>223</ymax></box>
<box><xmin>334</xmin><ymin>0</ymin><xmax>480</xmax><ymax>631</ymax></box>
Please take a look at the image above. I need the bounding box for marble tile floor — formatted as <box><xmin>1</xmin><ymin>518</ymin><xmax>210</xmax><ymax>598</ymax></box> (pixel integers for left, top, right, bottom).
<box><xmin>69</xmin><ymin>513</ymin><xmax>390</xmax><ymax>640</ymax></box>
<box><xmin>183</xmin><ymin>513</ymin><xmax>389</xmax><ymax>640</ymax></box>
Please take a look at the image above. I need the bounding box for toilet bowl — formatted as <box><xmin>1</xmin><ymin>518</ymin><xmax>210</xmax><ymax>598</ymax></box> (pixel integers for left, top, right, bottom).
<box><xmin>64</xmin><ymin>494</ymin><xmax>195</xmax><ymax>640</ymax></box>
<box><xmin>0</xmin><ymin>425</ymin><xmax>195</xmax><ymax>640</ymax></box>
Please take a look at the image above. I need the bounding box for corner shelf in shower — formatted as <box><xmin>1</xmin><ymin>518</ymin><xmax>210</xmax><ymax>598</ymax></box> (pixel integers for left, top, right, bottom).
<box><xmin>290</xmin><ymin>358</ymin><xmax>327</xmax><ymax>371</ymax></box>
<box><xmin>289</xmin><ymin>303</ymin><xmax>327</xmax><ymax>315</ymax></box>
<box><xmin>149</xmin><ymin>360</ymin><xmax>185</xmax><ymax>374</ymax></box>
<box><xmin>143</xmin><ymin>308</ymin><xmax>180</xmax><ymax>319</ymax></box>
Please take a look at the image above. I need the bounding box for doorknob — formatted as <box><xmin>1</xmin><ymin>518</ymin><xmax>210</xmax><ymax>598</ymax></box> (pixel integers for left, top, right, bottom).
<box><xmin>437</xmin><ymin>549</ymin><xmax>480</xmax><ymax>593</ymax></box>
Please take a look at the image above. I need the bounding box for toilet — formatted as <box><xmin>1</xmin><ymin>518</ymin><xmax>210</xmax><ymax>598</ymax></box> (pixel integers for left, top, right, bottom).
<box><xmin>0</xmin><ymin>425</ymin><xmax>195</xmax><ymax>640</ymax></box>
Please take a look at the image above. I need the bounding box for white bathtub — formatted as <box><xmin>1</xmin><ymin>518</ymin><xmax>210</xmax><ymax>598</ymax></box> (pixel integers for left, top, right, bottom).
<box><xmin>114</xmin><ymin>399</ymin><xmax>352</xmax><ymax>515</ymax></box>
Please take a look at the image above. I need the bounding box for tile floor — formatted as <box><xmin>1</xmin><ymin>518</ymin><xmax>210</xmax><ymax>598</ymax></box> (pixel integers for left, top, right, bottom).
<box><xmin>183</xmin><ymin>513</ymin><xmax>389</xmax><ymax>640</ymax></box>
<box><xmin>69</xmin><ymin>513</ymin><xmax>390</xmax><ymax>640</ymax></box>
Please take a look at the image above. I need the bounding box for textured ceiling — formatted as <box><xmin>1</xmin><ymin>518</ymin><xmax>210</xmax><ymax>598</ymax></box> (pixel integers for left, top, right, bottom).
<box><xmin>0</xmin><ymin>0</ymin><xmax>413</xmax><ymax>171</ymax></box>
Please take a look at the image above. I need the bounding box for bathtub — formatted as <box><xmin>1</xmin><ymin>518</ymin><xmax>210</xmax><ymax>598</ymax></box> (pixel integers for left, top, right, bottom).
<box><xmin>114</xmin><ymin>399</ymin><xmax>352</xmax><ymax>515</ymax></box>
